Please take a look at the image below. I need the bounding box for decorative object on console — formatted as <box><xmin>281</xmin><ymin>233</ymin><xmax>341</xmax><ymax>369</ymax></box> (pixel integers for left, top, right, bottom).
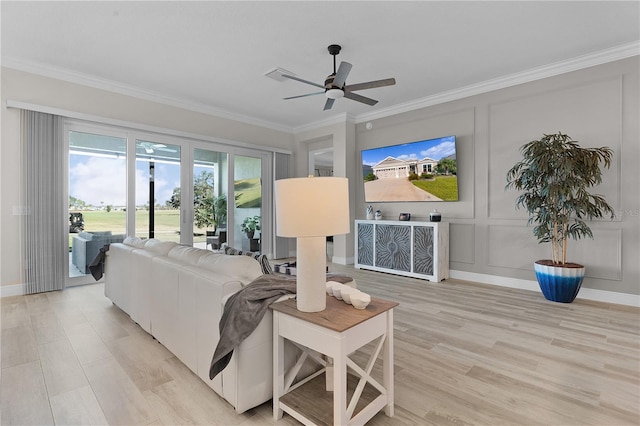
<box><xmin>374</xmin><ymin>209</ymin><xmax>382</xmax><ymax>220</ymax></box>
<box><xmin>429</xmin><ymin>209</ymin><xmax>442</xmax><ymax>222</ymax></box>
<box><xmin>399</xmin><ymin>212</ymin><xmax>411</xmax><ymax>221</ymax></box>
<box><xmin>366</xmin><ymin>204</ymin><xmax>374</xmax><ymax>220</ymax></box>
<box><xmin>274</xmin><ymin>176</ymin><xmax>350</xmax><ymax>312</ymax></box>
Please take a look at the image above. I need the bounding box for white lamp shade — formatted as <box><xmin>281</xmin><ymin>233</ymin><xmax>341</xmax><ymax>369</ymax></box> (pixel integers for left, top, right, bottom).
<box><xmin>275</xmin><ymin>176</ymin><xmax>350</xmax><ymax>238</ymax></box>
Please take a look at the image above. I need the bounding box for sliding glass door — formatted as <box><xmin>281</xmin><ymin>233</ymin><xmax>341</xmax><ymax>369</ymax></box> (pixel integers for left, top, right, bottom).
<box><xmin>65</xmin><ymin>121</ymin><xmax>273</xmax><ymax>285</ymax></box>
<box><xmin>233</xmin><ymin>154</ymin><xmax>263</xmax><ymax>252</ymax></box>
<box><xmin>67</xmin><ymin>128</ymin><xmax>127</xmax><ymax>283</ymax></box>
<box><xmin>192</xmin><ymin>148</ymin><xmax>228</xmax><ymax>249</ymax></box>
<box><xmin>135</xmin><ymin>139</ymin><xmax>182</xmax><ymax>241</ymax></box>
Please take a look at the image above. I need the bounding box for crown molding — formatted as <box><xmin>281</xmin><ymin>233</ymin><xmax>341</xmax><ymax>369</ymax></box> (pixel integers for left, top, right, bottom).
<box><xmin>293</xmin><ymin>112</ymin><xmax>356</xmax><ymax>134</ymax></box>
<box><xmin>354</xmin><ymin>41</ymin><xmax>640</xmax><ymax>124</ymax></box>
<box><xmin>4</xmin><ymin>41</ymin><xmax>638</xmax><ymax>134</ymax></box>
<box><xmin>1</xmin><ymin>57</ymin><xmax>295</xmax><ymax>134</ymax></box>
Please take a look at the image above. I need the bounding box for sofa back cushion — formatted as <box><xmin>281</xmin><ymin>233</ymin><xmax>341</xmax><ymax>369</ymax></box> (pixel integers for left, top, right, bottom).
<box><xmin>223</xmin><ymin>245</ymin><xmax>273</xmax><ymax>275</ymax></box>
<box><xmin>144</xmin><ymin>239</ymin><xmax>177</xmax><ymax>255</ymax></box>
<box><xmin>167</xmin><ymin>245</ymin><xmax>209</xmax><ymax>265</ymax></box>
<box><xmin>123</xmin><ymin>236</ymin><xmax>146</xmax><ymax>248</ymax></box>
<box><xmin>196</xmin><ymin>253</ymin><xmax>263</xmax><ymax>284</ymax></box>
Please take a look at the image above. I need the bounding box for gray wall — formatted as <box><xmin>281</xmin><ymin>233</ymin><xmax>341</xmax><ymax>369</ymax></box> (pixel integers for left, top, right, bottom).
<box><xmin>353</xmin><ymin>57</ymin><xmax>639</xmax><ymax>297</ymax></box>
<box><xmin>2</xmin><ymin>57</ymin><xmax>638</xmax><ymax>301</ymax></box>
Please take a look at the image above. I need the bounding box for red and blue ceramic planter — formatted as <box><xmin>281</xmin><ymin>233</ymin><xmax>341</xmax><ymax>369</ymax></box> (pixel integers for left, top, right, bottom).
<box><xmin>534</xmin><ymin>260</ymin><xmax>585</xmax><ymax>303</ymax></box>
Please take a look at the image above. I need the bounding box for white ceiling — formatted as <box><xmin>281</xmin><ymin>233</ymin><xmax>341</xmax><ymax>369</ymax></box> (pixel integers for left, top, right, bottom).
<box><xmin>2</xmin><ymin>1</ymin><xmax>639</xmax><ymax>131</ymax></box>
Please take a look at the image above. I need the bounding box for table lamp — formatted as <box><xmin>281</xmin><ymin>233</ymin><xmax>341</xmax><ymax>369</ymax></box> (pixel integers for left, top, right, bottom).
<box><xmin>274</xmin><ymin>176</ymin><xmax>350</xmax><ymax>312</ymax></box>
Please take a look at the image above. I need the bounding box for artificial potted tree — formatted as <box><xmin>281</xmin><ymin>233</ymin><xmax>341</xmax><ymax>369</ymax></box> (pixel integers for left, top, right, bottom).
<box><xmin>505</xmin><ymin>132</ymin><xmax>615</xmax><ymax>303</ymax></box>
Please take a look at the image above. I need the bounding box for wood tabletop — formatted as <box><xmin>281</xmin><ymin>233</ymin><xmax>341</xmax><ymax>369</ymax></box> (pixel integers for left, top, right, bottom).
<box><xmin>270</xmin><ymin>294</ymin><xmax>399</xmax><ymax>332</ymax></box>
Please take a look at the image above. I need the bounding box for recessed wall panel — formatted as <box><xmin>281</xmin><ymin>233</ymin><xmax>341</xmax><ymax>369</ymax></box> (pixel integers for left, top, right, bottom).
<box><xmin>487</xmin><ymin>77</ymin><xmax>622</xmax><ymax>220</ymax></box>
<box><xmin>488</xmin><ymin>225</ymin><xmax>622</xmax><ymax>281</ymax></box>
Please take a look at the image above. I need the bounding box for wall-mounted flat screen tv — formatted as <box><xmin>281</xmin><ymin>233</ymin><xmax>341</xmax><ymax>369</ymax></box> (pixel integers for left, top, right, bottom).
<box><xmin>361</xmin><ymin>135</ymin><xmax>458</xmax><ymax>202</ymax></box>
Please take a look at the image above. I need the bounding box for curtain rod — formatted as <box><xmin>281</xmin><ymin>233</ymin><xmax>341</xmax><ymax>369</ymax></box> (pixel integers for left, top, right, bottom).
<box><xmin>5</xmin><ymin>99</ymin><xmax>292</xmax><ymax>155</ymax></box>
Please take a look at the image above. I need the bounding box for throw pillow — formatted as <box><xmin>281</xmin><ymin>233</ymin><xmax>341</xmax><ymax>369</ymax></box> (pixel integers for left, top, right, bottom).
<box><xmin>224</xmin><ymin>245</ymin><xmax>273</xmax><ymax>275</ymax></box>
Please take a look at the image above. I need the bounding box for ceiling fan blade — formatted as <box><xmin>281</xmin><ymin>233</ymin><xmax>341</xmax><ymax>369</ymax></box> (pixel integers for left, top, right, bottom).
<box><xmin>344</xmin><ymin>91</ymin><xmax>378</xmax><ymax>106</ymax></box>
<box><xmin>333</xmin><ymin>62</ymin><xmax>352</xmax><ymax>88</ymax></box>
<box><xmin>323</xmin><ymin>98</ymin><xmax>335</xmax><ymax>111</ymax></box>
<box><xmin>281</xmin><ymin>74</ymin><xmax>325</xmax><ymax>89</ymax></box>
<box><xmin>346</xmin><ymin>77</ymin><xmax>396</xmax><ymax>92</ymax></box>
<box><xmin>283</xmin><ymin>91</ymin><xmax>325</xmax><ymax>100</ymax></box>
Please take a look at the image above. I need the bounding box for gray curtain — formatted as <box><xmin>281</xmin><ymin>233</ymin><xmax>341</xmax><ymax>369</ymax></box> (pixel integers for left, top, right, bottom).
<box><xmin>273</xmin><ymin>152</ymin><xmax>291</xmax><ymax>259</ymax></box>
<box><xmin>22</xmin><ymin>110</ymin><xmax>66</xmax><ymax>294</ymax></box>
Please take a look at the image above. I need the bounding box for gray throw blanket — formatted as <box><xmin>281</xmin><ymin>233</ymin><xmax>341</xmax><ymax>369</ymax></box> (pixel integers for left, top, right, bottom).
<box><xmin>209</xmin><ymin>274</ymin><xmax>297</xmax><ymax>379</ymax></box>
<box><xmin>88</xmin><ymin>244</ymin><xmax>110</xmax><ymax>281</ymax></box>
<box><xmin>209</xmin><ymin>272</ymin><xmax>355</xmax><ymax>379</ymax></box>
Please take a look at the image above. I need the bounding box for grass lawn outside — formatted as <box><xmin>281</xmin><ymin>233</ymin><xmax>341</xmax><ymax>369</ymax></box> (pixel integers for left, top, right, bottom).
<box><xmin>69</xmin><ymin>209</ymin><xmax>192</xmax><ymax>248</ymax></box>
<box><xmin>412</xmin><ymin>175</ymin><xmax>459</xmax><ymax>201</ymax></box>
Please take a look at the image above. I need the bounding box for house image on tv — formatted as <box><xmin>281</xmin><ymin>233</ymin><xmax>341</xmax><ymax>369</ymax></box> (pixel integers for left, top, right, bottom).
<box><xmin>371</xmin><ymin>156</ymin><xmax>439</xmax><ymax>178</ymax></box>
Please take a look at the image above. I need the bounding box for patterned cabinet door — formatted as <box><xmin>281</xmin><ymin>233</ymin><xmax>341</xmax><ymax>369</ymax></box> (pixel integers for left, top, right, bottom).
<box><xmin>357</xmin><ymin>222</ymin><xmax>374</xmax><ymax>266</ymax></box>
<box><xmin>413</xmin><ymin>226</ymin><xmax>435</xmax><ymax>275</ymax></box>
<box><xmin>375</xmin><ymin>224</ymin><xmax>411</xmax><ymax>272</ymax></box>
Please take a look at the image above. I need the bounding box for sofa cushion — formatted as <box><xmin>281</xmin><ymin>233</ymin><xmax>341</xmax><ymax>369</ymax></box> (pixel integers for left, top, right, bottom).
<box><xmin>196</xmin><ymin>253</ymin><xmax>263</xmax><ymax>284</ymax></box>
<box><xmin>167</xmin><ymin>245</ymin><xmax>209</xmax><ymax>265</ymax></box>
<box><xmin>123</xmin><ymin>236</ymin><xmax>146</xmax><ymax>248</ymax></box>
<box><xmin>223</xmin><ymin>245</ymin><xmax>273</xmax><ymax>275</ymax></box>
<box><xmin>144</xmin><ymin>238</ymin><xmax>177</xmax><ymax>255</ymax></box>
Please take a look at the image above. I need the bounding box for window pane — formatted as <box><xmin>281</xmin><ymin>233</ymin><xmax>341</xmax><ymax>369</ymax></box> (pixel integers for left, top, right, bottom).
<box><xmin>68</xmin><ymin>131</ymin><xmax>126</xmax><ymax>277</ymax></box>
<box><xmin>234</xmin><ymin>155</ymin><xmax>262</xmax><ymax>252</ymax></box>
<box><xmin>193</xmin><ymin>148</ymin><xmax>228</xmax><ymax>250</ymax></box>
<box><xmin>135</xmin><ymin>140</ymin><xmax>181</xmax><ymax>241</ymax></box>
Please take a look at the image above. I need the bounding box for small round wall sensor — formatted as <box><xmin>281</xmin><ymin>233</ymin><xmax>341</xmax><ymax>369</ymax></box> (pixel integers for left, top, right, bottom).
<box><xmin>365</xmin><ymin>122</ymin><xmax>373</xmax><ymax>130</ymax></box>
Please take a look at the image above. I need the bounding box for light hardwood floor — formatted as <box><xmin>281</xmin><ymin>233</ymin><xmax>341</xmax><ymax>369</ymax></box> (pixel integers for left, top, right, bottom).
<box><xmin>2</xmin><ymin>264</ymin><xmax>639</xmax><ymax>425</ymax></box>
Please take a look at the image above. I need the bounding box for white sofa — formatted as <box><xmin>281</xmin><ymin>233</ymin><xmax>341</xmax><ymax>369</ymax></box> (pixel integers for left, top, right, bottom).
<box><xmin>103</xmin><ymin>237</ymin><xmax>281</xmax><ymax>413</ymax></box>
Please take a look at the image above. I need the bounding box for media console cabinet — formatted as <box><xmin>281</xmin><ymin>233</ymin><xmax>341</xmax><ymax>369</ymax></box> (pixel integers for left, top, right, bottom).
<box><xmin>354</xmin><ymin>220</ymin><xmax>449</xmax><ymax>281</ymax></box>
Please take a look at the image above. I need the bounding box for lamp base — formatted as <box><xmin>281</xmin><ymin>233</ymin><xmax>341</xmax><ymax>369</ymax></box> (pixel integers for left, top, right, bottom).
<box><xmin>295</xmin><ymin>236</ymin><xmax>327</xmax><ymax>312</ymax></box>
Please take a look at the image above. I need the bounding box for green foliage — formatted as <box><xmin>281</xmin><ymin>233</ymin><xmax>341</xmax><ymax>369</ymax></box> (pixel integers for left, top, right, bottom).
<box><xmin>420</xmin><ymin>173</ymin><xmax>434</xmax><ymax>179</ymax></box>
<box><xmin>505</xmin><ymin>132</ymin><xmax>614</xmax><ymax>265</ymax></box>
<box><xmin>167</xmin><ymin>171</ymin><xmax>220</xmax><ymax>229</ymax></box>
<box><xmin>241</xmin><ymin>215</ymin><xmax>261</xmax><ymax>233</ymax></box>
<box><xmin>213</xmin><ymin>193</ymin><xmax>227</xmax><ymax>226</ymax></box>
<box><xmin>408</xmin><ymin>172</ymin><xmax>419</xmax><ymax>181</ymax></box>
<box><xmin>69</xmin><ymin>195</ymin><xmax>87</xmax><ymax>210</ymax></box>
<box><xmin>412</xmin><ymin>176</ymin><xmax>459</xmax><ymax>200</ymax></box>
<box><xmin>364</xmin><ymin>173</ymin><xmax>377</xmax><ymax>182</ymax></box>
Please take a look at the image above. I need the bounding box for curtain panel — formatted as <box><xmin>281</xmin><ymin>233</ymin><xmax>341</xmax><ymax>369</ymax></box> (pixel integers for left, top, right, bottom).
<box><xmin>22</xmin><ymin>110</ymin><xmax>66</xmax><ymax>294</ymax></box>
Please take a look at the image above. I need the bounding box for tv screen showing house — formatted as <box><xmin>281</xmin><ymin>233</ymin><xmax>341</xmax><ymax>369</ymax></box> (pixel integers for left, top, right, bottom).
<box><xmin>361</xmin><ymin>135</ymin><xmax>458</xmax><ymax>202</ymax></box>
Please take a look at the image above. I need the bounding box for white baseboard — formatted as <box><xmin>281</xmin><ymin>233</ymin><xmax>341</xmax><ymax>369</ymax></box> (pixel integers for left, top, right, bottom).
<box><xmin>1</xmin><ymin>283</ymin><xmax>26</xmax><ymax>298</ymax></box>
<box><xmin>450</xmin><ymin>270</ymin><xmax>640</xmax><ymax>308</ymax></box>
<box><xmin>331</xmin><ymin>256</ymin><xmax>354</xmax><ymax>266</ymax></box>
<box><xmin>4</xmin><ymin>269</ymin><xmax>637</xmax><ymax>308</ymax></box>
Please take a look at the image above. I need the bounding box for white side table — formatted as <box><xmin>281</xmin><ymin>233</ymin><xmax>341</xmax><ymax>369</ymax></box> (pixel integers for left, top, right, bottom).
<box><xmin>271</xmin><ymin>295</ymin><xmax>398</xmax><ymax>426</ymax></box>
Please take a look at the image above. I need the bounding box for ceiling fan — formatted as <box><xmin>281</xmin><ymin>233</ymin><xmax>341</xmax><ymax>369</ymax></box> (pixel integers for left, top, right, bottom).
<box><xmin>283</xmin><ymin>44</ymin><xmax>396</xmax><ymax>111</ymax></box>
<box><xmin>139</xmin><ymin>142</ymin><xmax>177</xmax><ymax>154</ymax></box>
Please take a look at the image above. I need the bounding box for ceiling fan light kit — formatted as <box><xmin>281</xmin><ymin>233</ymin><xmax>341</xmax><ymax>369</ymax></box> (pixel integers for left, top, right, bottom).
<box><xmin>325</xmin><ymin>88</ymin><xmax>344</xmax><ymax>99</ymax></box>
<box><xmin>282</xmin><ymin>44</ymin><xmax>396</xmax><ymax>110</ymax></box>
